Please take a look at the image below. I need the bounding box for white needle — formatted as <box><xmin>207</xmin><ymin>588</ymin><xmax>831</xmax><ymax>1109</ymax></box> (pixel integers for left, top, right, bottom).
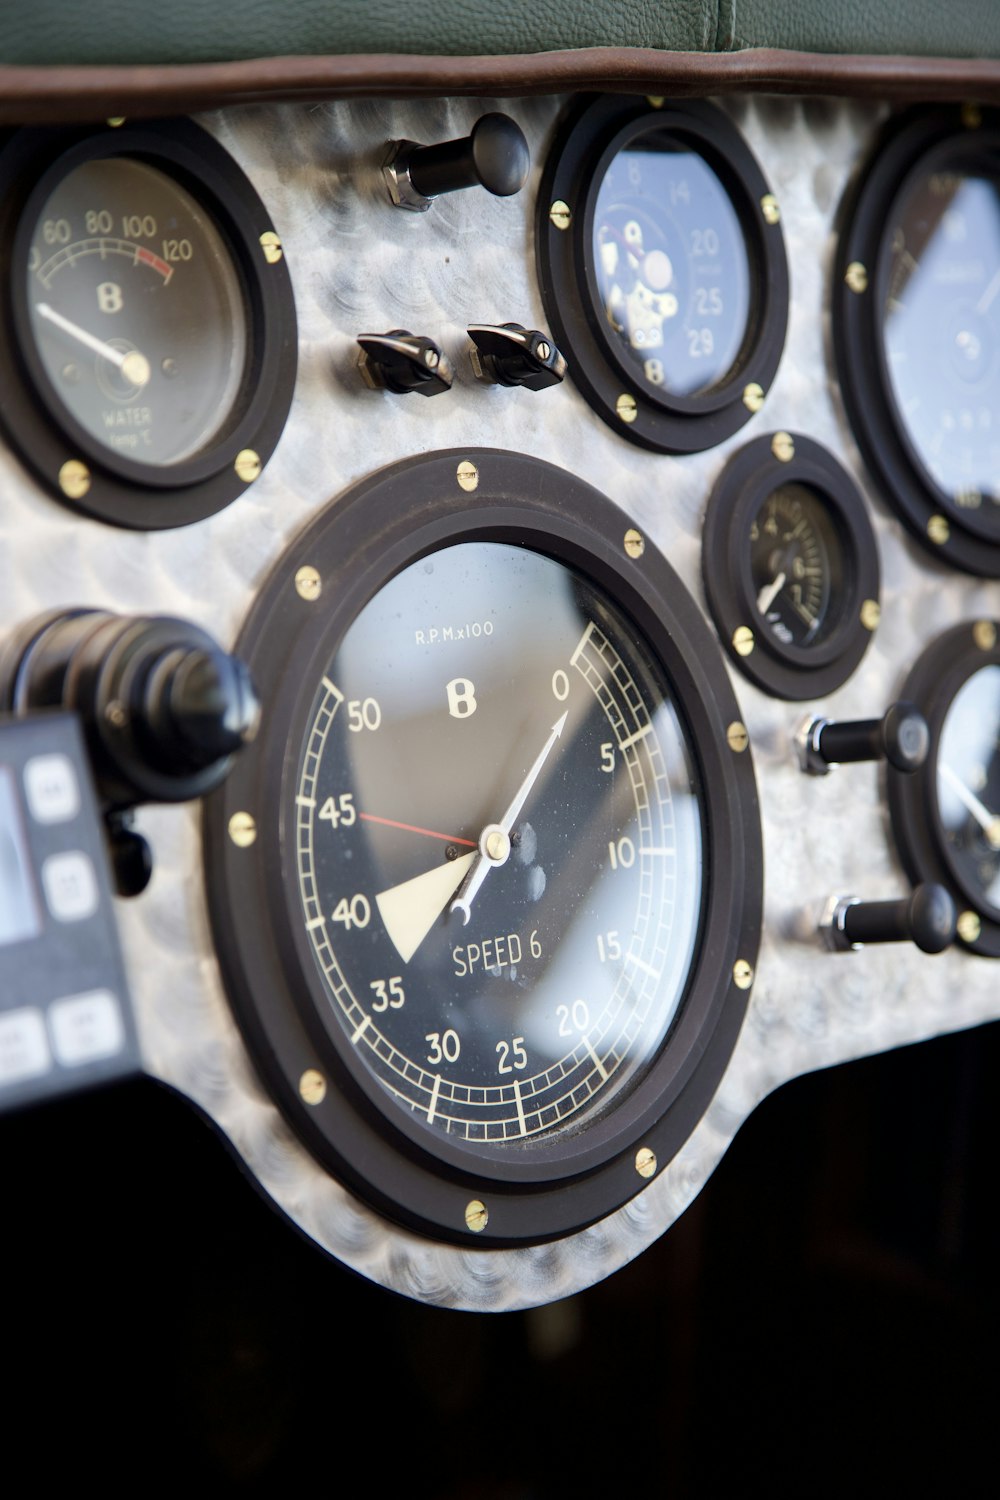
<box><xmin>35</xmin><ymin>302</ymin><xmax>151</xmax><ymax>388</ymax></box>
<box><xmin>756</xmin><ymin>570</ymin><xmax>786</xmax><ymax>615</ymax></box>
<box><xmin>375</xmin><ymin>852</ymin><xmax>476</xmax><ymax>964</ymax></box>
<box><xmin>939</xmin><ymin>761</ymin><xmax>1000</xmax><ymax>848</ymax></box>
<box><xmin>451</xmin><ymin>711</ymin><xmax>568</xmax><ymax>925</ymax></box>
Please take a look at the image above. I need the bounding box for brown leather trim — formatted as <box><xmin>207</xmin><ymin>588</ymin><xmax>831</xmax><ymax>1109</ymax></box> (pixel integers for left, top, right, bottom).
<box><xmin>0</xmin><ymin>46</ymin><xmax>998</xmax><ymax>125</ymax></box>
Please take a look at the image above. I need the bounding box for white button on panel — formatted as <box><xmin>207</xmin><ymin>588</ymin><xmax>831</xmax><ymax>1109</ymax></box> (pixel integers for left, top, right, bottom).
<box><xmin>41</xmin><ymin>851</ymin><xmax>99</xmax><ymax>923</ymax></box>
<box><xmin>49</xmin><ymin>990</ymin><xmax>124</xmax><ymax>1067</ymax></box>
<box><xmin>23</xmin><ymin>753</ymin><xmax>80</xmax><ymax>825</ymax></box>
<box><xmin>0</xmin><ymin>1007</ymin><xmax>51</xmax><ymax>1085</ymax></box>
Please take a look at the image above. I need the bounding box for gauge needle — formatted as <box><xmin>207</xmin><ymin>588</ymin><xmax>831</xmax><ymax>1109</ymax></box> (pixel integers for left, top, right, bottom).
<box><xmin>756</xmin><ymin>570</ymin><xmax>787</xmax><ymax>614</ymax></box>
<box><xmin>939</xmin><ymin>761</ymin><xmax>1000</xmax><ymax>848</ymax></box>
<box><xmin>450</xmin><ymin>710</ymin><xmax>568</xmax><ymax>925</ymax></box>
<box><xmin>35</xmin><ymin>302</ymin><xmax>151</xmax><ymax>388</ymax></box>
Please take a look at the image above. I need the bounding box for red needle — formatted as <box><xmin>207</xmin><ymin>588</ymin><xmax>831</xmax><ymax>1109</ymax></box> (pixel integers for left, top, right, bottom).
<box><xmin>358</xmin><ymin>812</ymin><xmax>477</xmax><ymax>847</ymax></box>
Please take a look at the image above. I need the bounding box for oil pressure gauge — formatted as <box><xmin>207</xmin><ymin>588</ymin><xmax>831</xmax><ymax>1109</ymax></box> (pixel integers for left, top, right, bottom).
<box><xmin>538</xmin><ymin>96</ymin><xmax>788</xmax><ymax>453</ymax></box>
<box><xmin>702</xmin><ymin>433</ymin><xmax>880</xmax><ymax>700</ymax></box>
<box><xmin>205</xmin><ymin>449</ymin><xmax>762</xmax><ymax>1248</ymax></box>
<box><xmin>0</xmin><ymin>120</ymin><xmax>296</xmax><ymax>528</ymax></box>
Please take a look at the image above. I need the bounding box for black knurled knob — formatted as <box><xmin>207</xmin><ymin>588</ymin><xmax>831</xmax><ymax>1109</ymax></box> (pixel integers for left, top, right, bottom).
<box><xmin>837</xmin><ymin>882</ymin><xmax>957</xmax><ymax>954</ymax></box>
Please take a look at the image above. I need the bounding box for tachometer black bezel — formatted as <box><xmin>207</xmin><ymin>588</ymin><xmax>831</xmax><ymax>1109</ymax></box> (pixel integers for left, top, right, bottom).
<box><xmin>0</xmin><ymin>119</ymin><xmax>296</xmax><ymax>530</ymax></box>
<box><xmin>701</xmin><ymin>433</ymin><xmax>880</xmax><ymax>700</ymax></box>
<box><xmin>204</xmin><ymin>448</ymin><xmax>762</xmax><ymax>1247</ymax></box>
<box><xmin>888</xmin><ymin>620</ymin><xmax>1000</xmax><ymax>958</ymax></box>
<box><xmin>537</xmin><ymin>95</ymin><xmax>789</xmax><ymax>454</ymax></box>
<box><xmin>833</xmin><ymin>106</ymin><xmax>1000</xmax><ymax>575</ymax></box>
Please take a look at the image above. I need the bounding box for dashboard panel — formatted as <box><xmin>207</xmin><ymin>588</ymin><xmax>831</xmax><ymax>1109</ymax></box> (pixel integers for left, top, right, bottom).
<box><xmin>2</xmin><ymin>88</ymin><xmax>999</xmax><ymax>1311</ymax></box>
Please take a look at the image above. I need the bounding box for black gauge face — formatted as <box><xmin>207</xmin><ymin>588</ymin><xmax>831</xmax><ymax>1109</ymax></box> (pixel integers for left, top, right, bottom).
<box><xmin>591</xmin><ymin>145</ymin><xmax>751</xmax><ymax>398</ymax></box>
<box><xmin>888</xmin><ymin>622</ymin><xmax>1000</xmax><ymax>957</ymax></box>
<box><xmin>702</xmin><ymin>434</ymin><xmax>878</xmax><ymax>701</ymax></box>
<box><xmin>206</xmin><ymin>449</ymin><xmax>762</xmax><ymax>1246</ymax></box>
<box><xmin>26</xmin><ymin>158</ymin><xmax>248</xmax><ymax>467</ymax></box>
<box><xmin>0</xmin><ymin>120</ymin><xmax>297</xmax><ymax>529</ymax></box>
<box><xmin>748</xmin><ymin>483</ymin><xmax>843</xmax><ymax>650</ymax></box>
<box><xmin>298</xmin><ymin>542</ymin><xmax>704</xmax><ymax>1145</ymax></box>
<box><xmin>538</xmin><ymin>96</ymin><xmax>788</xmax><ymax>454</ymax></box>
<box><xmin>835</xmin><ymin>109</ymin><xmax>1000</xmax><ymax>575</ymax></box>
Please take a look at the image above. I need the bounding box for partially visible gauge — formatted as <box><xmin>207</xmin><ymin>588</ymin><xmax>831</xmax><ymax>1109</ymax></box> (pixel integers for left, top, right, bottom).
<box><xmin>205</xmin><ymin>449</ymin><xmax>761</xmax><ymax>1249</ymax></box>
<box><xmin>888</xmin><ymin>621</ymin><xmax>1000</xmax><ymax>957</ymax></box>
<box><xmin>537</xmin><ymin>96</ymin><xmax>788</xmax><ymax>453</ymax></box>
<box><xmin>0</xmin><ymin>120</ymin><xmax>296</xmax><ymax>529</ymax></box>
<box><xmin>702</xmin><ymin>433</ymin><xmax>880</xmax><ymax>699</ymax></box>
<box><xmin>834</xmin><ymin>107</ymin><xmax>1000</xmax><ymax>575</ymax></box>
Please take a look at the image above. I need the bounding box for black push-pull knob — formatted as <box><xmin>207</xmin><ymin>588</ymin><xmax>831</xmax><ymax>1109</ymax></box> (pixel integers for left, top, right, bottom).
<box><xmin>384</xmin><ymin>113</ymin><xmax>530</xmax><ymax>212</ymax></box>
<box><xmin>468</xmin><ymin>323</ymin><xmax>566</xmax><ymax>391</ymax></box>
<box><xmin>356</xmin><ymin>330</ymin><xmax>454</xmax><ymax>396</ymax></box>
<box><xmin>797</xmin><ymin>701</ymin><xmax>929</xmax><ymax>776</ymax></box>
<box><xmin>821</xmin><ymin>883</ymin><xmax>957</xmax><ymax>954</ymax></box>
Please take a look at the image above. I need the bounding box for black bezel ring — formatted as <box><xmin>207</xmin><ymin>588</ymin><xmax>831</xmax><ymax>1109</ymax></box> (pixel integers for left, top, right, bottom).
<box><xmin>0</xmin><ymin>119</ymin><xmax>296</xmax><ymax>530</ymax></box>
<box><xmin>204</xmin><ymin>448</ymin><xmax>762</xmax><ymax>1248</ymax></box>
<box><xmin>701</xmin><ymin>433</ymin><xmax>880</xmax><ymax>701</ymax></box>
<box><xmin>537</xmin><ymin>95</ymin><xmax>789</xmax><ymax>455</ymax></box>
<box><xmin>888</xmin><ymin>620</ymin><xmax>1000</xmax><ymax>958</ymax></box>
<box><xmin>833</xmin><ymin>106</ymin><xmax>1000</xmax><ymax>576</ymax></box>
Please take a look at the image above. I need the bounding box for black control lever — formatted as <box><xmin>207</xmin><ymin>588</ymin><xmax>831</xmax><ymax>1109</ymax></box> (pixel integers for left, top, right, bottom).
<box><xmin>468</xmin><ymin>323</ymin><xmax>566</xmax><ymax>391</ymax></box>
<box><xmin>796</xmin><ymin>701</ymin><xmax>929</xmax><ymax>775</ymax></box>
<box><xmin>383</xmin><ymin>113</ymin><xmax>530</xmax><ymax>212</ymax></box>
<box><xmin>357</xmin><ymin>330</ymin><xmax>453</xmax><ymax>396</ymax></box>
<box><xmin>0</xmin><ymin>610</ymin><xmax>259</xmax><ymax>894</ymax></box>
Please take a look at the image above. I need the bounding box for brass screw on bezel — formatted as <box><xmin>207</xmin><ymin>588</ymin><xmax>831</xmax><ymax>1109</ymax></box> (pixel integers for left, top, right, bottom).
<box><xmin>228</xmin><ymin>811</ymin><xmax>257</xmax><ymax>848</ymax></box>
<box><xmin>727</xmin><ymin>721</ymin><xmax>749</xmax><ymax>753</ymax></box>
<box><xmin>300</xmin><ymin>1069</ymin><xmax>327</xmax><ymax>1105</ymax></box>
<box><xmin>635</xmin><ymin>1146</ymin><xmax>657</xmax><ymax>1179</ymax></box>
<box><xmin>733</xmin><ymin>959</ymin><xmax>754</xmax><ymax>990</ymax></box>
<box><xmin>235</xmin><ymin>448</ymin><xmax>261</xmax><ymax>483</ymax></box>
<box><xmin>549</xmin><ymin>200</ymin><xmax>572</xmax><ymax>231</ymax></box>
<box><xmin>973</xmin><ymin>621</ymin><xmax>997</xmax><ymax>652</ymax></box>
<box><xmin>295</xmin><ymin>565</ymin><xmax>322</xmax><ymax>601</ymax></box>
<box><xmin>457</xmin><ymin>460</ymin><xmax>479</xmax><ymax>492</ymax></box>
<box><xmin>59</xmin><ymin>459</ymin><xmax>91</xmax><ymax>500</ymax></box>
<box><xmin>732</xmin><ymin>625</ymin><xmax>755</xmax><ymax>657</ymax></box>
<box><xmin>465</xmin><ymin>1199</ymin><xmax>489</xmax><ymax>1233</ymax></box>
<box><xmin>624</xmin><ymin>528</ymin><xmax>645</xmax><ymax>559</ymax></box>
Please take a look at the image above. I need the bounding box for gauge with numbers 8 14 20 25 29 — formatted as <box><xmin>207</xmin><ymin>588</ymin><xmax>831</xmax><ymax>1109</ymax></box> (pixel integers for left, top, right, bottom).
<box><xmin>204</xmin><ymin>449</ymin><xmax>762</xmax><ymax>1250</ymax></box>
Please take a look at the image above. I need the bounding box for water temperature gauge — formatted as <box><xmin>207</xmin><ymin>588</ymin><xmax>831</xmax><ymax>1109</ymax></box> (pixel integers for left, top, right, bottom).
<box><xmin>0</xmin><ymin>120</ymin><xmax>296</xmax><ymax>528</ymax></box>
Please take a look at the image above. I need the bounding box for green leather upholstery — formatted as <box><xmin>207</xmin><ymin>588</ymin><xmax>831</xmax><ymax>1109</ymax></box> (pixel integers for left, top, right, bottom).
<box><xmin>1</xmin><ymin>0</ymin><xmax>998</xmax><ymax>67</ymax></box>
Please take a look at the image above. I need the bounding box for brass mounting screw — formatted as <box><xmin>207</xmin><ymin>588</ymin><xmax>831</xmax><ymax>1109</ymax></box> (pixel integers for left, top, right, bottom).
<box><xmin>106</xmin><ymin>117</ymin><xmax>126</xmax><ymax>128</ymax></box>
<box><xmin>973</xmin><ymin>621</ymin><xmax>996</xmax><ymax>652</ymax></box>
<box><xmin>235</xmin><ymin>449</ymin><xmax>261</xmax><ymax>483</ymax></box>
<box><xmin>228</xmin><ymin>811</ymin><xmax>257</xmax><ymax>848</ymax></box>
<box><xmin>927</xmin><ymin>514</ymin><xmax>950</xmax><ymax>545</ymax></box>
<box><xmin>727</xmin><ymin>721</ymin><xmax>749</xmax><ymax>753</ymax></box>
<box><xmin>733</xmin><ymin>959</ymin><xmax>754</xmax><ymax>990</ymax></box>
<box><xmin>295</xmin><ymin>565</ymin><xmax>322</xmax><ymax>601</ymax></box>
<box><xmin>457</xmin><ymin>460</ymin><xmax>479</xmax><ymax>492</ymax></box>
<box><xmin>845</xmin><ymin>262</ymin><xmax>868</xmax><ymax>294</ymax></box>
<box><xmin>860</xmin><ymin>599</ymin><xmax>881</xmax><ymax>631</ymax></box>
<box><xmin>957</xmin><ymin>910</ymin><xmax>982</xmax><ymax>944</ymax></box>
<box><xmin>624</xmin><ymin>528</ymin><xmax>645</xmax><ymax>559</ymax></box>
<box><xmin>260</xmin><ymin>230</ymin><xmax>284</xmax><ymax>264</ymax></box>
<box><xmin>616</xmin><ymin>393</ymin><xmax>638</xmax><ymax>424</ymax></box>
<box><xmin>549</xmin><ymin>200</ymin><xmax>572</xmax><ymax>231</ymax></box>
<box><xmin>59</xmin><ymin>460</ymin><xmax>91</xmax><ymax>500</ymax></box>
<box><xmin>635</xmin><ymin>1146</ymin><xmax>657</xmax><ymax>1179</ymax></box>
<box><xmin>742</xmin><ymin>382</ymin><xmax>764</xmax><ymax>413</ymax></box>
<box><xmin>771</xmin><ymin>431</ymin><xmax>795</xmax><ymax>463</ymax></box>
<box><xmin>761</xmin><ymin>194</ymin><xmax>781</xmax><ymax>225</ymax></box>
<box><xmin>300</xmin><ymin>1069</ymin><xmax>327</xmax><ymax>1105</ymax></box>
<box><xmin>732</xmin><ymin>625</ymin><xmax>755</xmax><ymax>657</ymax></box>
<box><xmin>465</xmin><ymin>1199</ymin><xmax>489</xmax><ymax>1233</ymax></box>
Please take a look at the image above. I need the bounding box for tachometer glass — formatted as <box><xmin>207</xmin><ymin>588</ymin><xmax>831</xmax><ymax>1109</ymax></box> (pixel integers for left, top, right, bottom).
<box><xmin>25</xmin><ymin>158</ymin><xmax>247</xmax><ymax>466</ymax></box>
<box><xmin>937</xmin><ymin>664</ymin><xmax>1000</xmax><ymax>915</ymax></box>
<box><xmin>296</xmin><ymin>542</ymin><xmax>704</xmax><ymax>1145</ymax></box>
<box><xmin>592</xmin><ymin>146</ymin><xmax>751</xmax><ymax>398</ymax></box>
<box><xmin>882</xmin><ymin>170</ymin><xmax>1000</xmax><ymax>521</ymax></box>
<box><xmin>748</xmin><ymin>482</ymin><xmax>843</xmax><ymax>650</ymax></box>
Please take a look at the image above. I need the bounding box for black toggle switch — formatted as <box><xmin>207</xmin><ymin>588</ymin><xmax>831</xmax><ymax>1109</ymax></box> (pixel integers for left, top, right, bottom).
<box><xmin>356</xmin><ymin>330</ymin><xmax>454</xmax><ymax>396</ymax></box>
<box><xmin>383</xmin><ymin>113</ymin><xmax>530</xmax><ymax>212</ymax></box>
<box><xmin>796</xmin><ymin>701</ymin><xmax>929</xmax><ymax>776</ymax></box>
<box><xmin>468</xmin><ymin>323</ymin><xmax>566</xmax><ymax>391</ymax></box>
<box><xmin>820</xmin><ymin>882</ymin><xmax>957</xmax><ymax>954</ymax></box>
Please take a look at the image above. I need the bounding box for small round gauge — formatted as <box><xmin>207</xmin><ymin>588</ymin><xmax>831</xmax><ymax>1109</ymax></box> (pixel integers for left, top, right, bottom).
<box><xmin>205</xmin><ymin>449</ymin><xmax>762</xmax><ymax>1247</ymax></box>
<box><xmin>834</xmin><ymin>107</ymin><xmax>1000</xmax><ymax>575</ymax></box>
<box><xmin>888</xmin><ymin>621</ymin><xmax>1000</xmax><ymax>957</ymax></box>
<box><xmin>538</xmin><ymin>96</ymin><xmax>788</xmax><ymax>454</ymax></box>
<box><xmin>702</xmin><ymin>433</ymin><xmax>880</xmax><ymax>700</ymax></box>
<box><xmin>0</xmin><ymin>120</ymin><xmax>296</xmax><ymax>529</ymax></box>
